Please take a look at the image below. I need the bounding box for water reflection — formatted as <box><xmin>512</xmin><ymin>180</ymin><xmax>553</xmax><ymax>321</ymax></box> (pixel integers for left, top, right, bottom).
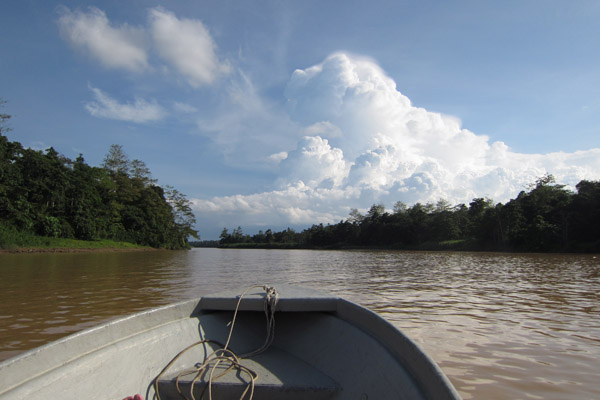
<box><xmin>1</xmin><ymin>249</ymin><xmax>599</xmax><ymax>399</ymax></box>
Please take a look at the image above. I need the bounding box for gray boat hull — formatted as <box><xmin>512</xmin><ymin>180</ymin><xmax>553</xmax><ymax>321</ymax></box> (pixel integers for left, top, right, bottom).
<box><xmin>0</xmin><ymin>285</ymin><xmax>460</xmax><ymax>399</ymax></box>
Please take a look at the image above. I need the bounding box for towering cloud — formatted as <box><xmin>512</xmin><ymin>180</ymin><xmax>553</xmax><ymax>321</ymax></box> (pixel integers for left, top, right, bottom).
<box><xmin>192</xmin><ymin>53</ymin><xmax>600</xmax><ymax>232</ymax></box>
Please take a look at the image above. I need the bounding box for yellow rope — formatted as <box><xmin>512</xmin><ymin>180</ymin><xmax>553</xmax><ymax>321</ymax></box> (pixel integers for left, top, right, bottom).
<box><xmin>153</xmin><ymin>285</ymin><xmax>279</xmax><ymax>400</ymax></box>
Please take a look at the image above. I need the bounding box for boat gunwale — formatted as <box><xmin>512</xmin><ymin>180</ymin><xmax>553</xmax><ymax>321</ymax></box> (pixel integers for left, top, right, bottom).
<box><xmin>0</xmin><ymin>298</ymin><xmax>200</xmax><ymax>395</ymax></box>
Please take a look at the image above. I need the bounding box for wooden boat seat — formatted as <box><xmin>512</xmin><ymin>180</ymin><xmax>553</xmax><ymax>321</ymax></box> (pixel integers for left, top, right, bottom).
<box><xmin>156</xmin><ymin>346</ymin><xmax>340</xmax><ymax>400</ymax></box>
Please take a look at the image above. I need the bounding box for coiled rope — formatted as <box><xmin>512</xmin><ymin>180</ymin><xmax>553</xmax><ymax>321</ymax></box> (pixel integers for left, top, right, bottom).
<box><xmin>154</xmin><ymin>285</ymin><xmax>279</xmax><ymax>400</ymax></box>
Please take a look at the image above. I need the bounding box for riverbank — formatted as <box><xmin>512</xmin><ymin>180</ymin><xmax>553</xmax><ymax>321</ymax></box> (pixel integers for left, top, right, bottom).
<box><xmin>0</xmin><ymin>233</ymin><xmax>156</xmax><ymax>254</ymax></box>
<box><xmin>0</xmin><ymin>246</ymin><xmax>157</xmax><ymax>254</ymax></box>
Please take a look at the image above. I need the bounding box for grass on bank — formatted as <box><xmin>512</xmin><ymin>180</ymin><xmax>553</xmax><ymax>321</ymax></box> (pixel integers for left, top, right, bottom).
<box><xmin>0</xmin><ymin>224</ymin><xmax>150</xmax><ymax>251</ymax></box>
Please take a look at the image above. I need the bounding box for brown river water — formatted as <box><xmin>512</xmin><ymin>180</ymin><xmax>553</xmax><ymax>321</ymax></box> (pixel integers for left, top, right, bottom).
<box><xmin>0</xmin><ymin>248</ymin><xmax>599</xmax><ymax>399</ymax></box>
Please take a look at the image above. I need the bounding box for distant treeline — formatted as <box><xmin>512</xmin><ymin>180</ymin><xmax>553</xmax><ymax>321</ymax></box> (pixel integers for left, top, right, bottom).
<box><xmin>0</xmin><ymin>133</ymin><xmax>198</xmax><ymax>249</ymax></box>
<box><xmin>218</xmin><ymin>175</ymin><xmax>600</xmax><ymax>253</ymax></box>
<box><xmin>189</xmin><ymin>240</ymin><xmax>220</xmax><ymax>248</ymax></box>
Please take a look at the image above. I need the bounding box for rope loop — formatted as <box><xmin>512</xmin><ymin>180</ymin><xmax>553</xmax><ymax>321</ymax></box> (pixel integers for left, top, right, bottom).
<box><xmin>154</xmin><ymin>285</ymin><xmax>279</xmax><ymax>400</ymax></box>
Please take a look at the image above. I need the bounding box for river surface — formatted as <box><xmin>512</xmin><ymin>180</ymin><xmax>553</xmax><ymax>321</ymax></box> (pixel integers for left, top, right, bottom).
<box><xmin>0</xmin><ymin>248</ymin><xmax>599</xmax><ymax>399</ymax></box>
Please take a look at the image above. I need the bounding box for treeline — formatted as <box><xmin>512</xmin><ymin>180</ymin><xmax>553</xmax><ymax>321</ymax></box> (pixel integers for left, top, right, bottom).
<box><xmin>219</xmin><ymin>175</ymin><xmax>600</xmax><ymax>253</ymax></box>
<box><xmin>0</xmin><ymin>134</ymin><xmax>198</xmax><ymax>249</ymax></box>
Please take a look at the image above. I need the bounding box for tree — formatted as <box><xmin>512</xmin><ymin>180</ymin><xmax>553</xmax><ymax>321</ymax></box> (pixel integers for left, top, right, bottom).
<box><xmin>468</xmin><ymin>198</ymin><xmax>493</xmax><ymax>239</ymax></box>
<box><xmin>164</xmin><ymin>186</ymin><xmax>197</xmax><ymax>229</ymax></box>
<box><xmin>348</xmin><ymin>208</ymin><xmax>364</xmax><ymax>224</ymax></box>
<box><xmin>393</xmin><ymin>201</ymin><xmax>407</xmax><ymax>214</ymax></box>
<box><xmin>67</xmin><ymin>155</ymin><xmax>107</xmax><ymax>240</ymax></box>
<box><xmin>366</xmin><ymin>203</ymin><xmax>386</xmax><ymax>221</ymax></box>
<box><xmin>232</xmin><ymin>226</ymin><xmax>244</xmax><ymax>242</ymax></box>
<box><xmin>102</xmin><ymin>144</ymin><xmax>130</xmax><ymax>175</ymax></box>
<box><xmin>0</xmin><ymin>99</ymin><xmax>10</xmax><ymax>135</ymax></box>
<box><xmin>505</xmin><ymin>175</ymin><xmax>572</xmax><ymax>251</ymax></box>
<box><xmin>130</xmin><ymin>159</ymin><xmax>156</xmax><ymax>184</ymax></box>
<box><xmin>0</xmin><ymin>116</ymin><xmax>22</xmax><ymax>223</ymax></box>
<box><xmin>219</xmin><ymin>228</ymin><xmax>231</xmax><ymax>244</ymax></box>
<box><xmin>527</xmin><ymin>173</ymin><xmax>556</xmax><ymax>190</ymax></box>
<box><xmin>570</xmin><ymin>180</ymin><xmax>600</xmax><ymax>250</ymax></box>
<box><xmin>164</xmin><ymin>185</ymin><xmax>199</xmax><ymax>246</ymax></box>
<box><xmin>430</xmin><ymin>199</ymin><xmax>460</xmax><ymax>241</ymax></box>
<box><xmin>404</xmin><ymin>202</ymin><xmax>433</xmax><ymax>244</ymax></box>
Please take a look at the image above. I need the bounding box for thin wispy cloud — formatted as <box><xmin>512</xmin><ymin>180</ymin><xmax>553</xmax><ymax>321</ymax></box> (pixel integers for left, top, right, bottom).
<box><xmin>173</xmin><ymin>102</ymin><xmax>198</xmax><ymax>114</ymax></box>
<box><xmin>196</xmin><ymin>71</ymin><xmax>300</xmax><ymax>168</ymax></box>
<box><xmin>85</xmin><ymin>86</ymin><xmax>167</xmax><ymax>123</ymax></box>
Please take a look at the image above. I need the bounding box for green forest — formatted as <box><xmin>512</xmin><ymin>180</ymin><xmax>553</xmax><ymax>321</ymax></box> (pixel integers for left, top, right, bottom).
<box><xmin>0</xmin><ymin>125</ymin><xmax>198</xmax><ymax>250</ymax></box>
<box><xmin>218</xmin><ymin>174</ymin><xmax>600</xmax><ymax>253</ymax></box>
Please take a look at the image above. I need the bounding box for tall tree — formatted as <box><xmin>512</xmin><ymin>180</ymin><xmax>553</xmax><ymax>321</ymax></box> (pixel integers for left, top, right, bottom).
<box><xmin>0</xmin><ymin>99</ymin><xmax>10</xmax><ymax>135</ymax></box>
<box><xmin>366</xmin><ymin>203</ymin><xmax>386</xmax><ymax>221</ymax></box>
<box><xmin>130</xmin><ymin>159</ymin><xmax>156</xmax><ymax>184</ymax></box>
<box><xmin>164</xmin><ymin>185</ymin><xmax>199</xmax><ymax>247</ymax></box>
<box><xmin>102</xmin><ymin>144</ymin><xmax>130</xmax><ymax>175</ymax></box>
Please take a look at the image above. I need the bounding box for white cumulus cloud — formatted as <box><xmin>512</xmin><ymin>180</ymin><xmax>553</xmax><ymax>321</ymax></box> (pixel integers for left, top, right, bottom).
<box><xmin>85</xmin><ymin>86</ymin><xmax>167</xmax><ymax>123</ymax></box>
<box><xmin>193</xmin><ymin>182</ymin><xmax>354</xmax><ymax>229</ymax></box>
<box><xmin>192</xmin><ymin>52</ymin><xmax>600</xmax><ymax>236</ymax></box>
<box><xmin>57</xmin><ymin>7</ymin><xmax>148</xmax><ymax>72</ymax></box>
<box><xmin>149</xmin><ymin>7</ymin><xmax>231</xmax><ymax>87</ymax></box>
<box><xmin>279</xmin><ymin>136</ymin><xmax>347</xmax><ymax>188</ymax></box>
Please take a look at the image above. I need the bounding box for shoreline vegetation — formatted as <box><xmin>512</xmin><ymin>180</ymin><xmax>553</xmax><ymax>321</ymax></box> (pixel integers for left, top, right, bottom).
<box><xmin>1</xmin><ymin>123</ymin><xmax>198</xmax><ymax>251</ymax></box>
<box><xmin>0</xmin><ymin>246</ymin><xmax>156</xmax><ymax>254</ymax></box>
<box><xmin>208</xmin><ymin>175</ymin><xmax>600</xmax><ymax>254</ymax></box>
<box><xmin>0</xmin><ymin>228</ymin><xmax>157</xmax><ymax>254</ymax></box>
<box><xmin>203</xmin><ymin>240</ymin><xmax>476</xmax><ymax>252</ymax></box>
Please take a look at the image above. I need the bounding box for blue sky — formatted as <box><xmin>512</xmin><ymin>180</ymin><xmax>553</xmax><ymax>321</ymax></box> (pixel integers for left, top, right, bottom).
<box><xmin>2</xmin><ymin>1</ymin><xmax>600</xmax><ymax>239</ymax></box>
